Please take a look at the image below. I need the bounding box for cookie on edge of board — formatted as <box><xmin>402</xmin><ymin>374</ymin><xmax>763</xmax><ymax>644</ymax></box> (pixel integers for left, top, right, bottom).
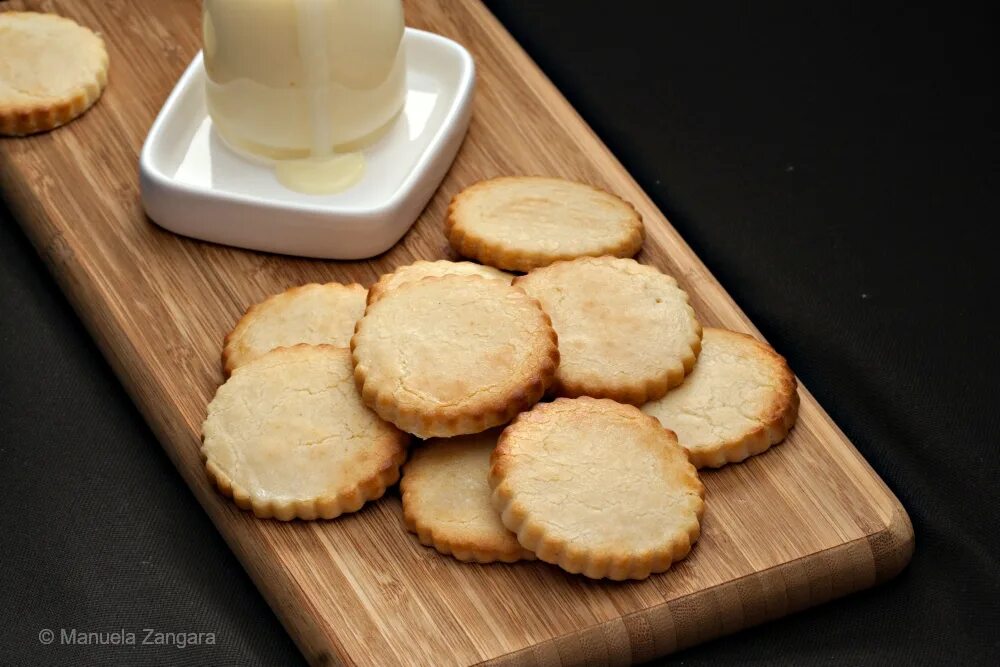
<box><xmin>223</xmin><ymin>282</ymin><xmax>367</xmax><ymax>376</ymax></box>
<box><xmin>0</xmin><ymin>12</ymin><xmax>109</xmax><ymax>136</ymax></box>
<box><xmin>489</xmin><ymin>397</ymin><xmax>704</xmax><ymax>580</ymax></box>
<box><xmin>642</xmin><ymin>327</ymin><xmax>799</xmax><ymax>468</ymax></box>
<box><xmin>368</xmin><ymin>260</ymin><xmax>513</xmax><ymax>305</ymax></box>
<box><xmin>351</xmin><ymin>274</ymin><xmax>559</xmax><ymax>438</ymax></box>
<box><xmin>202</xmin><ymin>344</ymin><xmax>409</xmax><ymax>521</ymax></box>
<box><xmin>514</xmin><ymin>256</ymin><xmax>702</xmax><ymax>405</ymax></box>
<box><xmin>401</xmin><ymin>429</ymin><xmax>535</xmax><ymax>563</ymax></box>
<box><xmin>446</xmin><ymin>176</ymin><xmax>644</xmax><ymax>271</ymax></box>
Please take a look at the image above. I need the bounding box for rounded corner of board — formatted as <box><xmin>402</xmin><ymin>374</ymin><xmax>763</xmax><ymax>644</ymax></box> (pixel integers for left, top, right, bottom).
<box><xmin>867</xmin><ymin>498</ymin><xmax>915</xmax><ymax>584</ymax></box>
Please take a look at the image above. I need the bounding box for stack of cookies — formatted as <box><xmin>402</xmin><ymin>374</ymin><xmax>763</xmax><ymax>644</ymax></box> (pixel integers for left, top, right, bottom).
<box><xmin>201</xmin><ymin>176</ymin><xmax>799</xmax><ymax>581</ymax></box>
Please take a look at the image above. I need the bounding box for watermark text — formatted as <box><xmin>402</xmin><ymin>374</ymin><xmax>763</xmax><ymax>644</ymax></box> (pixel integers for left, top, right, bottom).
<box><xmin>38</xmin><ymin>627</ymin><xmax>216</xmax><ymax>649</ymax></box>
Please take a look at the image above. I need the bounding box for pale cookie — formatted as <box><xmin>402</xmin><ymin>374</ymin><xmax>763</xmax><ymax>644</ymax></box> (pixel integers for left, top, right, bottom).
<box><xmin>0</xmin><ymin>12</ymin><xmax>109</xmax><ymax>136</ymax></box>
<box><xmin>401</xmin><ymin>429</ymin><xmax>535</xmax><ymax>563</ymax></box>
<box><xmin>489</xmin><ymin>397</ymin><xmax>704</xmax><ymax>580</ymax></box>
<box><xmin>446</xmin><ymin>176</ymin><xmax>644</xmax><ymax>271</ymax></box>
<box><xmin>202</xmin><ymin>345</ymin><xmax>408</xmax><ymax>520</ymax></box>
<box><xmin>223</xmin><ymin>282</ymin><xmax>367</xmax><ymax>375</ymax></box>
<box><xmin>368</xmin><ymin>260</ymin><xmax>513</xmax><ymax>305</ymax></box>
<box><xmin>642</xmin><ymin>328</ymin><xmax>799</xmax><ymax>469</ymax></box>
<box><xmin>514</xmin><ymin>257</ymin><xmax>702</xmax><ymax>405</ymax></box>
<box><xmin>352</xmin><ymin>275</ymin><xmax>559</xmax><ymax>438</ymax></box>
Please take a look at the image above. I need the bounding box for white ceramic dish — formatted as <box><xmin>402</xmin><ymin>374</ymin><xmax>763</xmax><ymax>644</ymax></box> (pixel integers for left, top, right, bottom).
<box><xmin>140</xmin><ymin>29</ymin><xmax>474</xmax><ymax>259</ymax></box>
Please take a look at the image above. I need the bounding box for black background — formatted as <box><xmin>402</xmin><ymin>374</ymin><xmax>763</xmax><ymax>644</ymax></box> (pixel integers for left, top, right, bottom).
<box><xmin>1</xmin><ymin>1</ymin><xmax>997</xmax><ymax>665</ymax></box>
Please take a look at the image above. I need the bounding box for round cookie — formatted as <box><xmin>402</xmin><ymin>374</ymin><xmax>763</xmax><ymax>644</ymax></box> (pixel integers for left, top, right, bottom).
<box><xmin>0</xmin><ymin>12</ymin><xmax>109</xmax><ymax>136</ymax></box>
<box><xmin>351</xmin><ymin>274</ymin><xmax>559</xmax><ymax>438</ymax></box>
<box><xmin>401</xmin><ymin>429</ymin><xmax>535</xmax><ymax>563</ymax></box>
<box><xmin>368</xmin><ymin>260</ymin><xmax>513</xmax><ymax>305</ymax></box>
<box><xmin>223</xmin><ymin>282</ymin><xmax>367</xmax><ymax>375</ymax></box>
<box><xmin>202</xmin><ymin>345</ymin><xmax>408</xmax><ymax>520</ymax></box>
<box><xmin>446</xmin><ymin>176</ymin><xmax>644</xmax><ymax>271</ymax></box>
<box><xmin>642</xmin><ymin>328</ymin><xmax>799</xmax><ymax>469</ymax></box>
<box><xmin>514</xmin><ymin>257</ymin><xmax>702</xmax><ymax>405</ymax></box>
<box><xmin>489</xmin><ymin>397</ymin><xmax>704</xmax><ymax>580</ymax></box>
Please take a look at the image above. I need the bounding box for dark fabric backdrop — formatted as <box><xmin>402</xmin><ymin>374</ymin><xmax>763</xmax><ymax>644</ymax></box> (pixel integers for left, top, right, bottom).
<box><xmin>1</xmin><ymin>1</ymin><xmax>996</xmax><ymax>665</ymax></box>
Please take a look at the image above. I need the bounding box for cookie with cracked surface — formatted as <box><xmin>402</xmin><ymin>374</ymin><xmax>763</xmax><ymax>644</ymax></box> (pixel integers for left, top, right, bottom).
<box><xmin>368</xmin><ymin>260</ymin><xmax>513</xmax><ymax>305</ymax></box>
<box><xmin>489</xmin><ymin>397</ymin><xmax>704</xmax><ymax>580</ymax></box>
<box><xmin>401</xmin><ymin>429</ymin><xmax>535</xmax><ymax>563</ymax></box>
<box><xmin>223</xmin><ymin>282</ymin><xmax>367</xmax><ymax>376</ymax></box>
<box><xmin>514</xmin><ymin>257</ymin><xmax>702</xmax><ymax>405</ymax></box>
<box><xmin>641</xmin><ymin>328</ymin><xmax>799</xmax><ymax>469</ymax></box>
<box><xmin>0</xmin><ymin>12</ymin><xmax>109</xmax><ymax>136</ymax></box>
<box><xmin>446</xmin><ymin>176</ymin><xmax>644</xmax><ymax>271</ymax></box>
<box><xmin>202</xmin><ymin>345</ymin><xmax>408</xmax><ymax>520</ymax></box>
<box><xmin>351</xmin><ymin>274</ymin><xmax>559</xmax><ymax>438</ymax></box>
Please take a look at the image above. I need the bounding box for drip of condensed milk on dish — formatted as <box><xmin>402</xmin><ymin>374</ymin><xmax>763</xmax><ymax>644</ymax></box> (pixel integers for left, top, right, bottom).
<box><xmin>203</xmin><ymin>0</ymin><xmax>406</xmax><ymax>194</ymax></box>
<box><xmin>275</xmin><ymin>152</ymin><xmax>366</xmax><ymax>194</ymax></box>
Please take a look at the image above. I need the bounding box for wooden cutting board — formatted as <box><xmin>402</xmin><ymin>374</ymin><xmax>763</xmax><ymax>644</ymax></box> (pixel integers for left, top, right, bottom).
<box><xmin>0</xmin><ymin>0</ymin><xmax>913</xmax><ymax>664</ymax></box>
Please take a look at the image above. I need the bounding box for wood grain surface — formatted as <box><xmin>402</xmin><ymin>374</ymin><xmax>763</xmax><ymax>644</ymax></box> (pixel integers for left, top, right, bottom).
<box><xmin>0</xmin><ymin>1</ymin><xmax>913</xmax><ymax>665</ymax></box>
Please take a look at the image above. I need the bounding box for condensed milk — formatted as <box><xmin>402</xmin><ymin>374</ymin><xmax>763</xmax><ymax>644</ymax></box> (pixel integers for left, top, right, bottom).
<box><xmin>203</xmin><ymin>0</ymin><xmax>406</xmax><ymax>194</ymax></box>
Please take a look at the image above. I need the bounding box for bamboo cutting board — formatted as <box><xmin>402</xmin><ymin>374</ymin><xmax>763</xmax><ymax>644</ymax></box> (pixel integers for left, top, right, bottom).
<box><xmin>0</xmin><ymin>0</ymin><xmax>913</xmax><ymax>664</ymax></box>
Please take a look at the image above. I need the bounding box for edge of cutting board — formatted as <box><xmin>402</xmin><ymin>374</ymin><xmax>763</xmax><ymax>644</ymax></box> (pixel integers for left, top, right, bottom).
<box><xmin>479</xmin><ymin>503</ymin><xmax>913</xmax><ymax>666</ymax></box>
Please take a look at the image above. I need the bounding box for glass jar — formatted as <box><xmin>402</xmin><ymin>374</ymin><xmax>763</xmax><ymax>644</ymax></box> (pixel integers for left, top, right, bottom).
<box><xmin>203</xmin><ymin>0</ymin><xmax>406</xmax><ymax>160</ymax></box>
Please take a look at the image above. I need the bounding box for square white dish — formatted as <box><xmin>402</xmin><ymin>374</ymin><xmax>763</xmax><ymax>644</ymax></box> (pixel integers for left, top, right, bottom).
<box><xmin>140</xmin><ymin>29</ymin><xmax>474</xmax><ymax>259</ymax></box>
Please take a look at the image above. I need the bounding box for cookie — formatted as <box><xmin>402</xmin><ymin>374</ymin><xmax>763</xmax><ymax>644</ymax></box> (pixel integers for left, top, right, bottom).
<box><xmin>368</xmin><ymin>260</ymin><xmax>513</xmax><ymax>305</ymax></box>
<box><xmin>489</xmin><ymin>397</ymin><xmax>704</xmax><ymax>580</ymax></box>
<box><xmin>0</xmin><ymin>12</ymin><xmax>109</xmax><ymax>136</ymax></box>
<box><xmin>401</xmin><ymin>429</ymin><xmax>535</xmax><ymax>563</ymax></box>
<box><xmin>514</xmin><ymin>257</ymin><xmax>702</xmax><ymax>405</ymax></box>
<box><xmin>446</xmin><ymin>176</ymin><xmax>644</xmax><ymax>271</ymax></box>
<box><xmin>352</xmin><ymin>275</ymin><xmax>559</xmax><ymax>438</ymax></box>
<box><xmin>642</xmin><ymin>328</ymin><xmax>799</xmax><ymax>468</ymax></box>
<box><xmin>223</xmin><ymin>282</ymin><xmax>367</xmax><ymax>375</ymax></box>
<box><xmin>201</xmin><ymin>345</ymin><xmax>408</xmax><ymax>520</ymax></box>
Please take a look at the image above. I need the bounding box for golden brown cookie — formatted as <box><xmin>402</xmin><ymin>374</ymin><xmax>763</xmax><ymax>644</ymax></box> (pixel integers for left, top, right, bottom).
<box><xmin>401</xmin><ymin>429</ymin><xmax>535</xmax><ymax>563</ymax></box>
<box><xmin>514</xmin><ymin>257</ymin><xmax>702</xmax><ymax>405</ymax></box>
<box><xmin>446</xmin><ymin>176</ymin><xmax>644</xmax><ymax>271</ymax></box>
<box><xmin>367</xmin><ymin>260</ymin><xmax>513</xmax><ymax>305</ymax></box>
<box><xmin>642</xmin><ymin>328</ymin><xmax>799</xmax><ymax>468</ymax></box>
<box><xmin>0</xmin><ymin>12</ymin><xmax>109</xmax><ymax>136</ymax></box>
<box><xmin>223</xmin><ymin>282</ymin><xmax>367</xmax><ymax>375</ymax></box>
<box><xmin>351</xmin><ymin>275</ymin><xmax>559</xmax><ymax>438</ymax></box>
<box><xmin>201</xmin><ymin>345</ymin><xmax>408</xmax><ymax>520</ymax></box>
<box><xmin>489</xmin><ymin>397</ymin><xmax>704</xmax><ymax>580</ymax></box>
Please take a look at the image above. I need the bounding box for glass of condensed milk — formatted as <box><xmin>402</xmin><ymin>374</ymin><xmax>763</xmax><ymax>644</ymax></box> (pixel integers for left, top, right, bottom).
<box><xmin>203</xmin><ymin>0</ymin><xmax>406</xmax><ymax>194</ymax></box>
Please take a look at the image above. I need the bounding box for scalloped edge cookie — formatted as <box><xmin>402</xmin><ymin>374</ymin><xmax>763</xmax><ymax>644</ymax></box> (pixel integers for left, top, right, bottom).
<box><xmin>489</xmin><ymin>397</ymin><xmax>704</xmax><ymax>580</ymax></box>
<box><xmin>0</xmin><ymin>12</ymin><xmax>109</xmax><ymax>136</ymax></box>
<box><xmin>642</xmin><ymin>328</ymin><xmax>799</xmax><ymax>468</ymax></box>
<box><xmin>401</xmin><ymin>429</ymin><xmax>536</xmax><ymax>563</ymax></box>
<box><xmin>223</xmin><ymin>282</ymin><xmax>367</xmax><ymax>376</ymax></box>
<box><xmin>202</xmin><ymin>344</ymin><xmax>409</xmax><ymax>521</ymax></box>
<box><xmin>368</xmin><ymin>260</ymin><xmax>513</xmax><ymax>305</ymax></box>
<box><xmin>352</xmin><ymin>275</ymin><xmax>559</xmax><ymax>438</ymax></box>
<box><xmin>514</xmin><ymin>256</ymin><xmax>702</xmax><ymax>405</ymax></box>
<box><xmin>446</xmin><ymin>176</ymin><xmax>644</xmax><ymax>271</ymax></box>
